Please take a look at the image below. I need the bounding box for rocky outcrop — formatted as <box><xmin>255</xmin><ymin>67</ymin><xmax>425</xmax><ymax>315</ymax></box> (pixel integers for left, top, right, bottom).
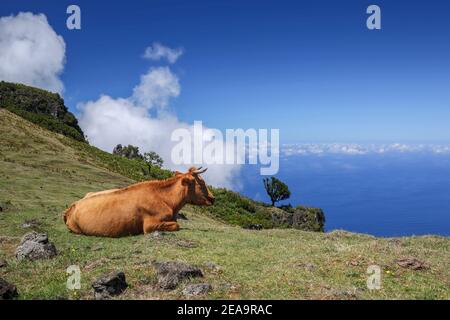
<box><xmin>15</xmin><ymin>232</ymin><xmax>57</xmax><ymax>261</ymax></box>
<box><xmin>201</xmin><ymin>187</ymin><xmax>326</xmax><ymax>232</ymax></box>
<box><xmin>0</xmin><ymin>81</ymin><xmax>85</xmax><ymax>141</ymax></box>
<box><xmin>269</xmin><ymin>206</ymin><xmax>325</xmax><ymax>232</ymax></box>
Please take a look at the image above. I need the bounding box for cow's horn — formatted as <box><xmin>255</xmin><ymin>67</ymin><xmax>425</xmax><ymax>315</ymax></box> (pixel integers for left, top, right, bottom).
<box><xmin>195</xmin><ymin>167</ymin><xmax>208</xmax><ymax>174</ymax></box>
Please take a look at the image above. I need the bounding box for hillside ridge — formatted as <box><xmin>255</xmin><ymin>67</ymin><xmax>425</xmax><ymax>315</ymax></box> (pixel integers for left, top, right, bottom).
<box><xmin>0</xmin><ymin>108</ymin><xmax>449</xmax><ymax>300</ymax></box>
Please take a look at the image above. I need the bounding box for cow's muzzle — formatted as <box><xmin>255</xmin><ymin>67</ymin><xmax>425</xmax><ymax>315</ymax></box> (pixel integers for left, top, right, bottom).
<box><xmin>207</xmin><ymin>196</ymin><xmax>215</xmax><ymax>205</ymax></box>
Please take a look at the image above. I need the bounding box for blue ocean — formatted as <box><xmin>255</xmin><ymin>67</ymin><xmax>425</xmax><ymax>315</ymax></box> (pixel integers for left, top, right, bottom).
<box><xmin>238</xmin><ymin>151</ymin><xmax>450</xmax><ymax>237</ymax></box>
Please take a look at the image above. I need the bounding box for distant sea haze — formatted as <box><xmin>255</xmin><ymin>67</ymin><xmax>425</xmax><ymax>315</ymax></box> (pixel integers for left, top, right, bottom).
<box><xmin>239</xmin><ymin>143</ymin><xmax>450</xmax><ymax>237</ymax></box>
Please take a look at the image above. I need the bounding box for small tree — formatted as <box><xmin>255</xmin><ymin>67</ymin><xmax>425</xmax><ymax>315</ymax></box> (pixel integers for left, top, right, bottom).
<box><xmin>112</xmin><ymin>144</ymin><xmax>123</xmax><ymax>156</ymax></box>
<box><xmin>112</xmin><ymin>144</ymin><xmax>143</xmax><ymax>160</ymax></box>
<box><xmin>263</xmin><ymin>177</ymin><xmax>291</xmax><ymax>206</ymax></box>
<box><xmin>143</xmin><ymin>151</ymin><xmax>164</xmax><ymax>168</ymax></box>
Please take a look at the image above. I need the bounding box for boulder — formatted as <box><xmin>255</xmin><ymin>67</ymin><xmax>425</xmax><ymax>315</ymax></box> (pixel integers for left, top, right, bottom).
<box><xmin>0</xmin><ymin>278</ymin><xmax>18</xmax><ymax>300</ymax></box>
<box><xmin>15</xmin><ymin>232</ymin><xmax>57</xmax><ymax>261</ymax></box>
<box><xmin>182</xmin><ymin>283</ymin><xmax>211</xmax><ymax>296</ymax></box>
<box><xmin>154</xmin><ymin>261</ymin><xmax>203</xmax><ymax>290</ymax></box>
<box><xmin>92</xmin><ymin>271</ymin><xmax>128</xmax><ymax>299</ymax></box>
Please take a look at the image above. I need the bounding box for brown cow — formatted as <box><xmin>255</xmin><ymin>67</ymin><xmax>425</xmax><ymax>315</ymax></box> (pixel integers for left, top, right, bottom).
<box><xmin>63</xmin><ymin>167</ymin><xmax>214</xmax><ymax>237</ymax></box>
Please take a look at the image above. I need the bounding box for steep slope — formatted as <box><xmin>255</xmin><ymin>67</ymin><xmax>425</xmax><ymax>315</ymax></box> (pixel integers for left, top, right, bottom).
<box><xmin>0</xmin><ymin>109</ymin><xmax>449</xmax><ymax>300</ymax></box>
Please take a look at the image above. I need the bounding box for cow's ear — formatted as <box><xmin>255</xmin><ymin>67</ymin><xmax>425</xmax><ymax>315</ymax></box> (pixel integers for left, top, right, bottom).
<box><xmin>182</xmin><ymin>175</ymin><xmax>195</xmax><ymax>186</ymax></box>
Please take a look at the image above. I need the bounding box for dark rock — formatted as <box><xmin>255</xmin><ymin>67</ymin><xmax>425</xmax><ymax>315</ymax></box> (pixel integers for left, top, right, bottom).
<box><xmin>92</xmin><ymin>271</ymin><xmax>128</xmax><ymax>300</ymax></box>
<box><xmin>0</xmin><ymin>258</ymin><xmax>7</xmax><ymax>268</ymax></box>
<box><xmin>182</xmin><ymin>283</ymin><xmax>211</xmax><ymax>296</ymax></box>
<box><xmin>244</xmin><ymin>224</ymin><xmax>263</xmax><ymax>230</ymax></box>
<box><xmin>0</xmin><ymin>278</ymin><xmax>18</xmax><ymax>300</ymax></box>
<box><xmin>154</xmin><ymin>261</ymin><xmax>203</xmax><ymax>290</ymax></box>
<box><xmin>396</xmin><ymin>256</ymin><xmax>428</xmax><ymax>270</ymax></box>
<box><xmin>15</xmin><ymin>232</ymin><xmax>57</xmax><ymax>261</ymax></box>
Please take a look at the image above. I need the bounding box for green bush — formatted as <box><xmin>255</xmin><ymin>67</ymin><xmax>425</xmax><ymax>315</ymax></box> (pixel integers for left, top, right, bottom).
<box><xmin>194</xmin><ymin>188</ymin><xmax>276</xmax><ymax>228</ymax></box>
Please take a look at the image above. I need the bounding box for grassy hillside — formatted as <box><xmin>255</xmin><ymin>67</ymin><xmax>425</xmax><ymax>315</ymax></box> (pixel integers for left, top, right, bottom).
<box><xmin>0</xmin><ymin>109</ymin><xmax>449</xmax><ymax>299</ymax></box>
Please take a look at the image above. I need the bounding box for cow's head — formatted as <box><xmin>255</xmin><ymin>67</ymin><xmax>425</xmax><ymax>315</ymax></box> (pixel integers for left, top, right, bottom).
<box><xmin>177</xmin><ymin>167</ymin><xmax>215</xmax><ymax>206</ymax></box>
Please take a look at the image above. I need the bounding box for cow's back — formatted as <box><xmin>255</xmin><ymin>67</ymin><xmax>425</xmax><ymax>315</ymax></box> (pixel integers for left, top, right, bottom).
<box><xmin>69</xmin><ymin>189</ymin><xmax>147</xmax><ymax>237</ymax></box>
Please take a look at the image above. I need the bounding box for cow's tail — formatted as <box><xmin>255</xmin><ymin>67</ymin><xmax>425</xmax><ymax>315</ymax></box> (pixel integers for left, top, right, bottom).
<box><xmin>62</xmin><ymin>204</ymin><xmax>76</xmax><ymax>224</ymax></box>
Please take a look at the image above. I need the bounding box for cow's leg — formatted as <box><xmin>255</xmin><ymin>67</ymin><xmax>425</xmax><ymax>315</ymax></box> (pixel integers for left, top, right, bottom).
<box><xmin>143</xmin><ymin>218</ymin><xmax>158</xmax><ymax>234</ymax></box>
<box><xmin>143</xmin><ymin>218</ymin><xmax>180</xmax><ymax>233</ymax></box>
<box><xmin>159</xmin><ymin>221</ymin><xmax>180</xmax><ymax>232</ymax></box>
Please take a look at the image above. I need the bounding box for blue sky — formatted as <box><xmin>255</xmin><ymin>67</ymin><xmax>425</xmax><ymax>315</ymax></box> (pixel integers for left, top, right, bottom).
<box><xmin>1</xmin><ymin>0</ymin><xmax>450</xmax><ymax>142</ymax></box>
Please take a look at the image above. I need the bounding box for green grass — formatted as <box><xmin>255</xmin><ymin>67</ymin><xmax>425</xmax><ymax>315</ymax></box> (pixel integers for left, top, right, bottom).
<box><xmin>1</xmin><ymin>109</ymin><xmax>449</xmax><ymax>300</ymax></box>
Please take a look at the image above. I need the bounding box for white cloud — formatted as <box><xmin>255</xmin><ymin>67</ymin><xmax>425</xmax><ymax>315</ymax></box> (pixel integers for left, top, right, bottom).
<box><xmin>78</xmin><ymin>66</ymin><xmax>241</xmax><ymax>189</ymax></box>
<box><xmin>281</xmin><ymin>143</ymin><xmax>450</xmax><ymax>156</ymax></box>
<box><xmin>143</xmin><ymin>42</ymin><xmax>184</xmax><ymax>64</ymax></box>
<box><xmin>0</xmin><ymin>12</ymin><xmax>65</xmax><ymax>93</ymax></box>
<box><xmin>132</xmin><ymin>67</ymin><xmax>180</xmax><ymax>108</ymax></box>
